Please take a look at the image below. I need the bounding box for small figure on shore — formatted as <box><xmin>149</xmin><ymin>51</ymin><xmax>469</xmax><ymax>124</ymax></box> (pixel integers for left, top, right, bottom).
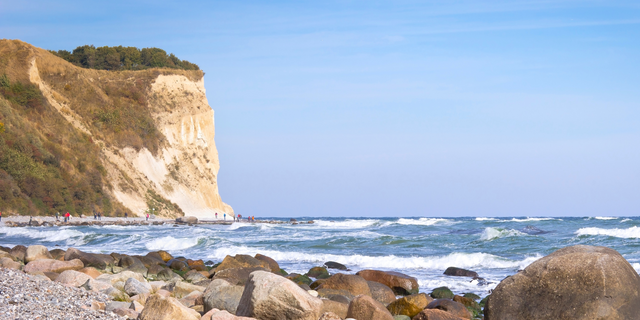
<box><xmin>98</xmin><ymin>212</ymin><xmax>101</xmax><ymax>220</ymax></box>
<box><xmin>125</xmin><ymin>212</ymin><xmax>128</xmax><ymax>219</ymax></box>
<box><xmin>93</xmin><ymin>211</ymin><xmax>97</xmax><ymax>220</ymax></box>
<box><xmin>146</xmin><ymin>213</ymin><xmax>149</xmax><ymax>221</ymax></box>
<box><xmin>0</xmin><ymin>211</ymin><xmax>2</xmax><ymax>222</ymax></box>
<box><xmin>28</xmin><ymin>216</ymin><xmax>32</xmax><ymax>226</ymax></box>
<box><xmin>55</xmin><ymin>212</ymin><xmax>59</xmax><ymax>221</ymax></box>
<box><xmin>215</xmin><ymin>212</ymin><xmax>218</xmax><ymax>220</ymax></box>
<box><xmin>64</xmin><ymin>212</ymin><xmax>70</xmax><ymax>223</ymax></box>
<box><xmin>224</xmin><ymin>213</ymin><xmax>226</xmax><ymax>220</ymax></box>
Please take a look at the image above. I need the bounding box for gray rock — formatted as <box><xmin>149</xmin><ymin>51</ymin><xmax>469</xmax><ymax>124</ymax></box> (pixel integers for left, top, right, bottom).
<box><xmin>124</xmin><ymin>277</ymin><xmax>151</xmax><ymax>296</ymax></box>
<box><xmin>485</xmin><ymin>245</ymin><xmax>640</xmax><ymax>320</ymax></box>
<box><xmin>203</xmin><ymin>279</ymin><xmax>244</xmax><ymax>314</ymax></box>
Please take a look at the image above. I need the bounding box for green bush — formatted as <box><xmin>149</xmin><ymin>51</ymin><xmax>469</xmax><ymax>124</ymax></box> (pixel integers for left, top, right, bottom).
<box><xmin>49</xmin><ymin>45</ymin><xmax>199</xmax><ymax>71</ymax></box>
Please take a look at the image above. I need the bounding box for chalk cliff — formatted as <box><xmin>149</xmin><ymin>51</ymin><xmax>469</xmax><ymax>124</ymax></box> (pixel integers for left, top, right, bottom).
<box><xmin>0</xmin><ymin>40</ymin><xmax>232</xmax><ymax>218</ymax></box>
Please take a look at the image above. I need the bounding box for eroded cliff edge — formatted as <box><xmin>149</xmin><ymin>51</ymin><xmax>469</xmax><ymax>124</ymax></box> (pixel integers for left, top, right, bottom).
<box><xmin>0</xmin><ymin>39</ymin><xmax>233</xmax><ymax>218</ymax></box>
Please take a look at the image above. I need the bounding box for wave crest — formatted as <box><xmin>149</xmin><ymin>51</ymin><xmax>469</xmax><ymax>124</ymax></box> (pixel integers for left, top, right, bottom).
<box><xmin>145</xmin><ymin>236</ymin><xmax>203</xmax><ymax>251</ymax></box>
<box><xmin>480</xmin><ymin>227</ymin><xmax>526</xmax><ymax>241</ymax></box>
<box><xmin>576</xmin><ymin>226</ymin><xmax>640</xmax><ymax>239</ymax></box>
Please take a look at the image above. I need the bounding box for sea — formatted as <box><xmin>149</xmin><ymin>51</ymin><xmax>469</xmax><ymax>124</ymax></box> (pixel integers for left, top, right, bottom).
<box><xmin>2</xmin><ymin>216</ymin><xmax>640</xmax><ymax>297</ymax></box>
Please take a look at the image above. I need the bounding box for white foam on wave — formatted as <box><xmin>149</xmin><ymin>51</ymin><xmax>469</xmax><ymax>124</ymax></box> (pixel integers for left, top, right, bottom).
<box><xmin>145</xmin><ymin>236</ymin><xmax>203</xmax><ymax>251</ymax></box>
<box><xmin>0</xmin><ymin>227</ymin><xmax>86</xmax><ymax>245</ymax></box>
<box><xmin>510</xmin><ymin>217</ymin><xmax>557</xmax><ymax>222</ymax></box>
<box><xmin>207</xmin><ymin>246</ymin><xmax>541</xmax><ymax>271</ymax></box>
<box><xmin>594</xmin><ymin>216</ymin><xmax>617</xmax><ymax>220</ymax></box>
<box><xmin>621</xmin><ymin>219</ymin><xmax>632</xmax><ymax>223</ymax></box>
<box><xmin>576</xmin><ymin>226</ymin><xmax>640</xmax><ymax>239</ymax></box>
<box><xmin>632</xmin><ymin>263</ymin><xmax>640</xmax><ymax>274</ymax></box>
<box><xmin>480</xmin><ymin>227</ymin><xmax>526</xmax><ymax>241</ymax></box>
<box><xmin>313</xmin><ymin>219</ymin><xmax>381</xmax><ymax>229</ymax></box>
<box><xmin>475</xmin><ymin>217</ymin><xmax>496</xmax><ymax>221</ymax></box>
<box><xmin>396</xmin><ymin>218</ymin><xmax>453</xmax><ymax>226</ymax></box>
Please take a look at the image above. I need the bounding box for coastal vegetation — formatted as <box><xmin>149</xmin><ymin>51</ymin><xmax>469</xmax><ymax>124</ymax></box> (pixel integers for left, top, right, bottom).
<box><xmin>0</xmin><ymin>74</ymin><xmax>120</xmax><ymax>216</ymax></box>
<box><xmin>49</xmin><ymin>45</ymin><xmax>199</xmax><ymax>71</ymax></box>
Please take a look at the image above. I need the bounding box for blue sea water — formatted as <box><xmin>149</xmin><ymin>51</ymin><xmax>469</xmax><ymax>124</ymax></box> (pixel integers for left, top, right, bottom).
<box><xmin>2</xmin><ymin>216</ymin><xmax>640</xmax><ymax>297</ymax></box>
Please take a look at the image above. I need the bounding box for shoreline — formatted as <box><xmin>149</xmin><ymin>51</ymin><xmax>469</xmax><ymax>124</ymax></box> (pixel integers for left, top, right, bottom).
<box><xmin>0</xmin><ymin>215</ymin><xmax>312</xmax><ymax>228</ymax></box>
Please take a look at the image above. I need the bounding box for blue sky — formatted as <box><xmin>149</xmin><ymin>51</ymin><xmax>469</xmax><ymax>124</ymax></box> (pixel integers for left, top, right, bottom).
<box><xmin>2</xmin><ymin>0</ymin><xmax>639</xmax><ymax>217</ymax></box>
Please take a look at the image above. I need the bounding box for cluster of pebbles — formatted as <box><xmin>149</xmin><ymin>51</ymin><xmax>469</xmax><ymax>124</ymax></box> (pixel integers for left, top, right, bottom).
<box><xmin>0</xmin><ymin>268</ymin><xmax>124</xmax><ymax>320</ymax></box>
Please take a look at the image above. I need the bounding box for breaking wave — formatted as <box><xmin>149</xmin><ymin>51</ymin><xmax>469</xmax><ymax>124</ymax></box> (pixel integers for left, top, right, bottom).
<box><xmin>576</xmin><ymin>226</ymin><xmax>640</xmax><ymax>239</ymax></box>
<box><xmin>480</xmin><ymin>227</ymin><xmax>526</xmax><ymax>241</ymax></box>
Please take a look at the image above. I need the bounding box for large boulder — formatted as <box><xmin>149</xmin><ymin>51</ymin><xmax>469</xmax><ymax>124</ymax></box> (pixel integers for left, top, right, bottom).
<box><xmin>24</xmin><ymin>259</ymin><xmax>84</xmax><ymax>274</ymax></box>
<box><xmin>9</xmin><ymin>245</ymin><xmax>27</xmax><ymax>262</ymax></box>
<box><xmin>138</xmin><ymin>294</ymin><xmax>200</xmax><ymax>320</ymax></box>
<box><xmin>426</xmin><ymin>299</ymin><xmax>471</xmax><ymax>319</ymax></box>
<box><xmin>387</xmin><ymin>293</ymin><xmax>434</xmax><ymax>318</ymax></box>
<box><xmin>25</xmin><ymin>245</ymin><xmax>53</xmax><ymax>263</ymax></box>
<box><xmin>254</xmin><ymin>254</ymin><xmax>280</xmax><ymax>274</ymax></box>
<box><xmin>320</xmin><ymin>299</ymin><xmax>348</xmax><ymax>319</ymax></box>
<box><xmin>368</xmin><ymin>281</ymin><xmax>397</xmax><ymax>306</ymax></box>
<box><xmin>413</xmin><ymin>309</ymin><xmax>466</xmax><ymax>320</ymax></box>
<box><xmin>215</xmin><ymin>255</ymin><xmax>271</xmax><ymax>273</ymax></box>
<box><xmin>356</xmin><ymin>270</ymin><xmax>419</xmax><ymax>295</ymax></box>
<box><xmin>213</xmin><ymin>267</ymin><xmax>269</xmax><ymax>286</ymax></box>
<box><xmin>204</xmin><ymin>279</ymin><xmax>244</xmax><ymax>314</ymax></box>
<box><xmin>173</xmin><ymin>281</ymin><xmax>206</xmax><ymax>299</ymax></box>
<box><xmin>317</xmin><ymin>273</ymin><xmax>371</xmax><ymax>297</ymax></box>
<box><xmin>64</xmin><ymin>248</ymin><xmax>114</xmax><ymax>270</ymax></box>
<box><xmin>306</xmin><ymin>267</ymin><xmax>330</xmax><ymax>279</ymax></box>
<box><xmin>0</xmin><ymin>257</ymin><xmax>21</xmax><ymax>270</ymax></box>
<box><xmin>55</xmin><ymin>270</ymin><xmax>93</xmax><ymax>287</ymax></box>
<box><xmin>236</xmin><ymin>270</ymin><xmax>323</xmax><ymax>320</ymax></box>
<box><xmin>485</xmin><ymin>245</ymin><xmax>640</xmax><ymax>320</ymax></box>
<box><xmin>346</xmin><ymin>294</ymin><xmax>395</xmax><ymax>320</ymax></box>
<box><xmin>124</xmin><ymin>277</ymin><xmax>152</xmax><ymax>296</ymax></box>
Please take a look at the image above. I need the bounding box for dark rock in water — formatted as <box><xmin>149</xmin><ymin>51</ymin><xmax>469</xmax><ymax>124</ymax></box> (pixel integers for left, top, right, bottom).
<box><xmin>443</xmin><ymin>267</ymin><xmax>479</xmax><ymax>278</ymax></box>
<box><xmin>462</xmin><ymin>293</ymin><xmax>481</xmax><ymax>301</ymax></box>
<box><xmin>204</xmin><ymin>260</ymin><xmax>215</xmax><ymax>266</ymax></box>
<box><xmin>290</xmin><ymin>218</ymin><xmax>298</xmax><ymax>222</ymax></box>
<box><xmin>307</xmin><ymin>266</ymin><xmax>330</xmax><ymax>279</ymax></box>
<box><xmin>356</xmin><ymin>270</ymin><xmax>419</xmax><ymax>295</ymax></box>
<box><xmin>430</xmin><ymin>287</ymin><xmax>454</xmax><ymax>299</ymax></box>
<box><xmin>426</xmin><ymin>299</ymin><xmax>472</xmax><ymax>319</ymax></box>
<box><xmin>287</xmin><ymin>273</ymin><xmax>313</xmax><ymax>286</ymax></box>
<box><xmin>485</xmin><ymin>245</ymin><xmax>640</xmax><ymax>320</ymax></box>
<box><xmin>175</xmin><ymin>216</ymin><xmax>198</xmax><ymax>224</ymax></box>
<box><xmin>324</xmin><ymin>261</ymin><xmax>348</xmax><ymax>271</ymax></box>
<box><xmin>521</xmin><ymin>225</ymin><xmax>548</xmax><ymax>235</ymax></box>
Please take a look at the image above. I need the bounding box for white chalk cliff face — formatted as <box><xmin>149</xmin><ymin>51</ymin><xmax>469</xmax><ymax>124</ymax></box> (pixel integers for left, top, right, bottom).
<box><xmin>26</xmin><ymin>46</ymin><xmax>233</xmax><ymax>218</ymax></box>
<box><xmin>107</xmin><ymin>75</ymin><xmax>234</xmax><ymax>218</ymax></box>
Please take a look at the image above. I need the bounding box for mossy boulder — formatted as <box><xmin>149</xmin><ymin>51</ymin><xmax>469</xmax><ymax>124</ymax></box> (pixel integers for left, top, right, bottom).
<box><xmin>430</xmin><ymin>286</ymin><xmax>454</xmax><ymax>299</ymax></box>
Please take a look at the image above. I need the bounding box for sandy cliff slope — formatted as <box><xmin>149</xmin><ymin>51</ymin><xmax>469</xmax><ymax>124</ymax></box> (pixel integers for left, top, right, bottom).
<box><xmin>0</xmin><ymin>39</ymin><xmax>233</xmax><ymax>218</ymax></box>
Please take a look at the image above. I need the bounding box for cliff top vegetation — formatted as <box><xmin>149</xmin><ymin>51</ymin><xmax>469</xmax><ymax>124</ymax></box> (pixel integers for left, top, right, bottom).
<box><xmin>49</xmin><ymin>45</ymin><xmax>200</xmax><ymax>71</ymax></box>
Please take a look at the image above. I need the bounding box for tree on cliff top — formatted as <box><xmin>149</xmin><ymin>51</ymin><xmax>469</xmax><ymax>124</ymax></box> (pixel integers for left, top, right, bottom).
<box><xmin>49</xmin><ymin>45</ymin><xmax>200</xmax><ymax>71</ymax></box>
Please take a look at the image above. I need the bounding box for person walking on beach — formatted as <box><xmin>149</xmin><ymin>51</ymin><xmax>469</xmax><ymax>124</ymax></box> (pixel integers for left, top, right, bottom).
<box><xmin>55</xmin><ymin>212</ymin><xmax>59</xmax><ymax>221</ymax></box>
<box><xmin>224</xmin><ymin>213</ymin><xmax>226</xmax><ymax>220</ymax></box>
<box><xmin>125</xmin><ymin>212</ymin><xmax>128</xmax><ymax>219</ymax></box>
<box><xmin>0</xmin><ymin>211</ymin><xmax>2</xmax><ymax>222</ymax></box>
<box><xmin>29</xmin><ymin>216</ymin><xmax>32</xmax><ymax>226</ymax></box>
<box><xmin>215</xmin><ymin>212</ymin><xmax>218</xmax><ymax>220</ymax></box>
<box><xmin>146</xmin><ymin>213</ymin><xmax>149</xmax><ymax>221</ymax></box>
